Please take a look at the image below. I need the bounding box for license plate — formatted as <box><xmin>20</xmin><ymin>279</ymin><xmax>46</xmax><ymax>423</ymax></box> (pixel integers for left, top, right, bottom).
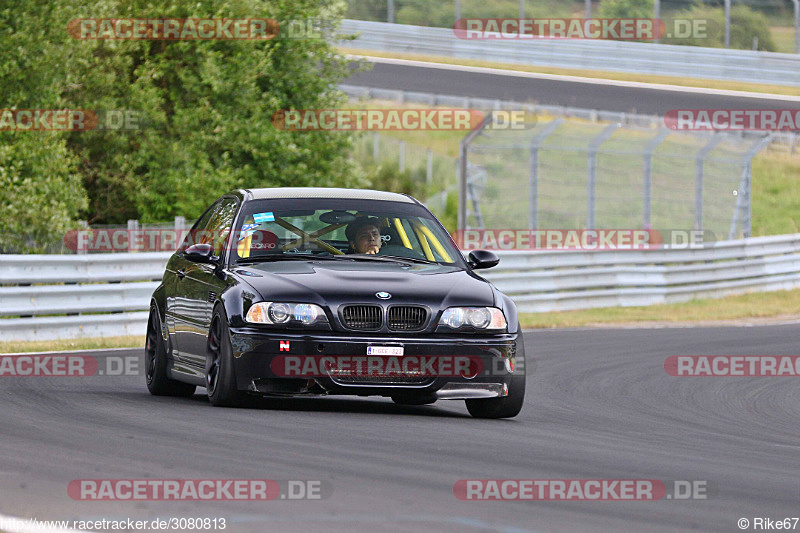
<box><xmin>367</xmin><ymin>346</ymin><xmax>404</xmax><ymax>356</ymax></box>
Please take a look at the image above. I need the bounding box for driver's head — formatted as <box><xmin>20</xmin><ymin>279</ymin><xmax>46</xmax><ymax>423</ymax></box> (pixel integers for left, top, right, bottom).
<box><xmin>345</xmin><ymin>217</ymin><xmax>383</xmax><ymax>254</ymax></box>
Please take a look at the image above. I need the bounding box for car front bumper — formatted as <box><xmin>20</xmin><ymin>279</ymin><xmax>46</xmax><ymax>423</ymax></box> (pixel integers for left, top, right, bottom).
<box><xmin>228</xmin><ymin>328</ymin><xmax>523</xmax><ymax>399</ymax></box>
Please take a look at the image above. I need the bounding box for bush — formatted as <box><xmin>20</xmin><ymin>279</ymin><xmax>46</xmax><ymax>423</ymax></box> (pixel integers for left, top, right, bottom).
<box><xmin>666</xmin><ymin>5</ymin><xmax>776</xmax><ymax>51</ymax></box>
<box><xmin>598</xmin><ymin>0</ymin><xmax>653</xmax><ymax>19</ymax></box>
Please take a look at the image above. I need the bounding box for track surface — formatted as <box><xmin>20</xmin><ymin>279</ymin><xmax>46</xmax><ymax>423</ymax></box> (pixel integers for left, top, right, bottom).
<box><xmin>345</xmin><ymin>59</ymin><xmax>800</xmax><ymax>115</ymax></box>
<box><xmin>1</xmin><ymin>326</ymin><xmax>799</xmax><ymax>532</ymax></box>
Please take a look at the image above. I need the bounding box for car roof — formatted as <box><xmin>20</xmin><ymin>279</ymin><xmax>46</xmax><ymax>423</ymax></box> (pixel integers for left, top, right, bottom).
<box><xmin>242</xmin><ymin>187</ymin><xmax>417</xmax><ymax>204</ymax></box>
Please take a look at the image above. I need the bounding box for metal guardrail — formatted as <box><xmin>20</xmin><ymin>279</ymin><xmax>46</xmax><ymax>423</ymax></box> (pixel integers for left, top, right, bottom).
<box><xmin>3</xmin><ymin>234</ymin><xmax>800</xmax><ymax>341</ymax></box>
<box><xmin>0</xmin><ymin>253</ymin><xmax>170</xmax><ymax>342</ymax></box>
<box><xmin>339</xmin><ymin>19</ymin><xmax>800</xmax><ymax>87</ymax></box>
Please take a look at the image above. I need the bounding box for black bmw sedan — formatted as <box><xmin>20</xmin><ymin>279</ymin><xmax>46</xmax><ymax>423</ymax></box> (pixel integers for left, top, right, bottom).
<box><xmin>146</xmin><ymin>188</ymin><xmax>525</xmax><ymax>418</ymax></box>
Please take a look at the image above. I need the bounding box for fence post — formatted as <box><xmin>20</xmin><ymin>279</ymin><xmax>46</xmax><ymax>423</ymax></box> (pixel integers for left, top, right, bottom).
<box><xmin>458</xmin><ymin>115</ymin><xmax>492</xmax><ymax>232</ymax></box>
<box><xmin>695</xmin><ymin>135</ymin><xmax>724</xmax><ymax>232</ymax></box>
<box><xmin>586</xmin><ymin>123</ymin><xmax>620</xmax><ymax>229</ymax></box>
<box><xmin>643</xmin><ymin>129</ymin><xmax>670</xmax><ymax>228</ymax></box>
<box><xmin>654</xmin><ymin>0</ymin><xmax>661</xmax><ymax>44</ymax></box>
<box><xmin>528</xmin><ymin>118</ymin><xmax>564</xmax><ymax>230</ymax></box>
<box><xmin>127</xmin><ymin>219</ymin><xmax>139</xmax><ymax>252</ymax></box>
<box><xmin>174</xmin><ymin>216</ymin><xmax>186</xmax><ymax>251</ymax></box>
<box><xmin>724</xmin><ymin>0</ymin><xmax>731</xmax><ymax>48</ymax></box>
<box><xmin>426</xmin><ymin>149</ymin><xmax>433</xmax><ymax>184</ymax></box>
<box><xmin>729</xmin><ymin>135</ymin><xmax>771</xmax><ymax>239</ymax></box>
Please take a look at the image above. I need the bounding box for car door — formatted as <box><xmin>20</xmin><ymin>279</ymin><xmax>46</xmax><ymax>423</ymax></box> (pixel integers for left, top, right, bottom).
<box><xmin>175</xmin><ymin>197</ymin><xmax>239</xmax><ymax>369</ymax></box>
<box><xmin>166</xmin><ymin>203</ymin><xmax>217</xmax><ymax>366</ymax></box>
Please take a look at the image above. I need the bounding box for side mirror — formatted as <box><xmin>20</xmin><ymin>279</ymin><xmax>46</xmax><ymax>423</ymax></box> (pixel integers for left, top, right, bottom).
<box><xmin>468</xmin><ymin>249</ymin><xmax>499</xmax><ymax>270</ymax></box>
<box><xmin>183</xmin><ymin>243</ymin><xmax>216</xmax><ymax>263</ymax></box>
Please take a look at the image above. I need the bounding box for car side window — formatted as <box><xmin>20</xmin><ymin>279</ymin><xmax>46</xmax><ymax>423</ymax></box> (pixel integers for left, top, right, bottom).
<box><xmin>179</xmin><ymin>198</ymin><xmax>238</xmax><ymax>256</ymax></box>
<box><xmin>202</xmin><ymin>198</ymin><xmax>238</xmax><ymax>256</ymax></box>
<box><xmin>179</xmin><ymin>202</ymin><xmax>218</xmax><ymax>252</ymax></box>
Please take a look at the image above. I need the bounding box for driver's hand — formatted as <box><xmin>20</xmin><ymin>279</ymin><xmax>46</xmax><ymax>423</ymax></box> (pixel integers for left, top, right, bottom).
<box><xmin>366</xmin><ymin>248</ymin><xmax>379</xmax><ymax>254</ymax></box>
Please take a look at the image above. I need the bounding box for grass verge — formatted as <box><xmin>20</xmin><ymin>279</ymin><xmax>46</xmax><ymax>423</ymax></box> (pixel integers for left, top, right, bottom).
<box><xmin>520</xmin><ymin>289</ymin><xmax>800</xmax><ymax>328</ymax></box>
<box><xmin>0</xmin><ymin>335</ymin><xmax>144</xmax><ymax>354</ymax></box>
<box><xmin>342</xmin><ymin>47</ymin><xmax>800</xmax><ymax>97</ymax></box>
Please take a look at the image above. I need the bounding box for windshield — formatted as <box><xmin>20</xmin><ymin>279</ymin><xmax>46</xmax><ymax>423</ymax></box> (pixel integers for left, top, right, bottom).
<box><xmin>232</xmin><ymin>198</ymin><xmax>459</xmax><ymax>265</ymax></box>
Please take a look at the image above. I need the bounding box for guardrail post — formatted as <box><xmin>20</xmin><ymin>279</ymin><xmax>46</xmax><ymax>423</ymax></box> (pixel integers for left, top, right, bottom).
<box><xmin>587</xmin><ymin>123</ymin><xmax>620</xmax><ymax>229</ymax></box>
<box><xmin>528</xmin><ymin>118</ymin><xmax>564</xmax><ymax>230</ymax></box>
<box><xmin>458</xmin><ymin>114</ymin><xmax>492</xmax><ymax>232</ymax></box>
<box><xmin>455</xmin><ymin>0</ymin><xmax>461</xmax><ymax>21</ymax></box>
<box><xmin>399</xmin><ymin>140</ymin><xmax>405</xmax><ymax>172</ymax></box>
<box><xmin>643</xmin><ymin>129</ymin><xmax>670</xmax><ymax>228</ymax></box>
<box><xmin>373</xmin><ymin>132</ymin><xmax>379</xmax><ymax>161</ymax></box>
<box><xmin>695</xmin><ymin>135</ymin><xmax>724</xmax><ymax>232</ymax></box>
<box><xmin>387</xmin><ymin>0</ymin><xmax>394</xmax><ymax>23</ymax></box>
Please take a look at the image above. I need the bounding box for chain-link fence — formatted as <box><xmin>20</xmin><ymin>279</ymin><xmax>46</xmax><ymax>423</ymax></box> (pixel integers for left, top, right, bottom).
<box><xmin>459</xmin><ymin>118</ymin><xmax>771</xmax><ymax>240</ymax></box>
<box><xmin>351</xmin><ymin>132</ymin><xmax>459</xmax><ymax>225</ymax></box>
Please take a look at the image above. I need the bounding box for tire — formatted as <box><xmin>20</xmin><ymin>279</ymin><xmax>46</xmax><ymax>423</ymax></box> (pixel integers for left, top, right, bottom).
<box><xmin>206</xmin><ymin>307</ymin><xmax>246</xmax><ymax>407</ymax></box>
<box><xmin>465</xmin><ymin>330</ymin><xmax>526</xmax><ymax>419</ymax></box>
<box><xmin>465</xmin><ymin>373</ymin><xmax>525</xmax><ymax>419</ymax></box>
<box><xmin>145</xmin><ymin>306</ymin><xmax>196</xmax><ymax>397</ymax></box>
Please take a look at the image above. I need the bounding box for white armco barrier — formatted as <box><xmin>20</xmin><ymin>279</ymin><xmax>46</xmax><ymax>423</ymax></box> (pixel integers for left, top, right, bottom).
<box><xmin>2</xmin><ymin>234</ymin><xmax>800</xmax><ymax>341</ymax></box>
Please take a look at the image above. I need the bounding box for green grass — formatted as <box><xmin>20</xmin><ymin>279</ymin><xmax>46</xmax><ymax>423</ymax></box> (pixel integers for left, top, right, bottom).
<box><xmin>0</xmin><ymin>335</ymin><xmax>143</xmax><ymax>354</ymax></box>
<box><xmin>520</xmin><ymin>288</ymin><xmax>800</xmax><ymax>328</ymax></box>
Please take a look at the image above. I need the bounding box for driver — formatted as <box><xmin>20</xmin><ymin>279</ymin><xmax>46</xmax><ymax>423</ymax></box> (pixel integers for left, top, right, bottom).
<box><xmin>345</xmin><ymin>217</ymin><xmax>383</xmax><ymax>255</ymax></box>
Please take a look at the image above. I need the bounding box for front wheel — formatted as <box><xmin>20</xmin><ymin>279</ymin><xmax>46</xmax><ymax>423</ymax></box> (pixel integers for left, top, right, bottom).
<box><xmin>465</xmin><ymin>373</ymin><xmax>525</xmax><ymax>419</ymax></box>
<box><xmin>206</xmin><ymin>307</ymin><xmax>246</xmax><ymax>407</ymax></box>
<box><xmin>145</xmin><ymin>306</ymin><xmax>196</xmax><ymax>397</ymax></box>
<box><xmin>465</xmin><ymin>330</ymin><xmax>526</xmax><ymax>419</ymax></box>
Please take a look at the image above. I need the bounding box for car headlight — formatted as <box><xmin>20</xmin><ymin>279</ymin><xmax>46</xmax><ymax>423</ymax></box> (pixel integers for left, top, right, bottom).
<box><xmin>246</xmin><ymin>302</ymin><xmax>328</xmax><ymax>327</ymax></box>
<box><xmin>438</xmin><ymin>307</ymin><xmax>507</xmax><ymax>331</ymax></box>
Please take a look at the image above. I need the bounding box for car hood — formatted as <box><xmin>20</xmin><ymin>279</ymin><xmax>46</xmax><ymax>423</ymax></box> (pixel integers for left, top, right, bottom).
<box><xmin>231</xmin><ymin>260</ymin><xmax>495</xmax><ymax>309</ymax></box>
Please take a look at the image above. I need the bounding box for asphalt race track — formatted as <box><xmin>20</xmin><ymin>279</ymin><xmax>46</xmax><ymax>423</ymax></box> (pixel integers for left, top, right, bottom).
<box><xmin>1</xmin><ymin>325</ymin><xmax>799</xmax><ymax>532</ymax></box>
<box><xmin>345</xmin><ymin>58</ymin><xmax>800</xmax><ymax>115</ymax></box>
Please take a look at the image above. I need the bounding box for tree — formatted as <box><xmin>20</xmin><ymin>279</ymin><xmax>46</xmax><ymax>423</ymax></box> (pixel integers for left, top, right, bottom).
<box><xmin>0</xmin><ymin>0</ymin><xmax>365</xmax><ymax>252</ymax></box>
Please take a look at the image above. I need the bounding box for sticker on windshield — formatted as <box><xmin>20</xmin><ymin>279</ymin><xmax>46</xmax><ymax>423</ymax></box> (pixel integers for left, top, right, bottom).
<box><xmin>238</xmin><ymin>222</ymin><xmax>260</xmax><ymax>241</ymax></box>
<box><xmin>253</xmin><ymin>212</ymin><xmax>275</xmax><ymax>223</ymax></box>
